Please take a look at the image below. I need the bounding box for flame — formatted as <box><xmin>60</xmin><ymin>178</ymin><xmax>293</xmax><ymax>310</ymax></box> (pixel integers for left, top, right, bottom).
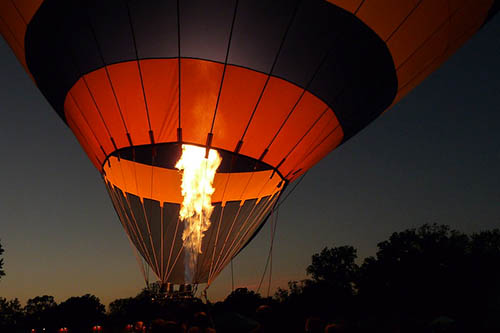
<box><xmin>175</xmin><ymin>144</ymin><xmax>222</xmax><ymax>283</ymax></box>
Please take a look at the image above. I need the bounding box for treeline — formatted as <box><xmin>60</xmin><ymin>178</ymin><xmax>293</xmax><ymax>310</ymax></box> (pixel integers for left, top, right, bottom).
<box><xmin>270</xmin><ymin>224</ymin><xmax>500</xmax><ymax>332</ymax></box>
<box><xmin>2</xmin><ymin>224</ymin><xmax>500</xmax><ymax>332</ymax></box>
<box><xmin>0</xmin><ymin>294</ymin><xmax>105</xmax><ymax>332</ymax></box>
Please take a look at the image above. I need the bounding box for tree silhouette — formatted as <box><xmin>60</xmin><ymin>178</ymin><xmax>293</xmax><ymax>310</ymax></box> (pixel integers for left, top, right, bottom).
<box><xmin>276</xmin><ymin>245</ymin><xmax>359</xmax><ymax>325</ymax></box>
<box><xmin>356</xmin><ymin>224</ymin><xmax>500</xmax><ymax>331</ymax></box>
<box><xmin>0</xmin><ymin>297</ymin><xmax>23</xmax><ymax>332</ymax></box>
<box><xmin>0</xmin><ymin>239</ymin><xmax>5</xmax><ymax>279</ymax></box>
<box><xmin>24</xmin><ymin>295</ymin><xmax>57</xmax><ymax>330</ymax></box>
<box><xmin>109</xmin><ymin>296</ymin><xmax>138</xmax><ymax>324</ymax></box>
<box><xmin>273</xmin><ymin>225</ymin><xmax>500</xmax><ymax>331</ymax></box>
<box><xmin>108</xmin><ymin>293</ymin><xmax>162</xmax><ymax>325</ymax></box>
<box><xmin>224</xmin><ymin>288</ymin><xmax>263</xmax><ymax>317</ymax></box>
<box><xmin>57</xmin><ymin>294</ymin><xmax>105</xmax><ymax>332</ymax></box>
<box><xmin>307</xmin><ymin>246</ymin><xmax>358</xmax><ymax>291</ymax></box>
<box><xmin>465</xmin><ymin>229</ymin><xmax>500</xmax><ymax>330</ymax></box>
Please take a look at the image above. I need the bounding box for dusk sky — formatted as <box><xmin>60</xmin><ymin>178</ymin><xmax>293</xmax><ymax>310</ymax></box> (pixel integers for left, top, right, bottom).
<box><xmin>1</xmin><ymin>15</ymin><xmax>499</xmax><ymax>308</ymax></box>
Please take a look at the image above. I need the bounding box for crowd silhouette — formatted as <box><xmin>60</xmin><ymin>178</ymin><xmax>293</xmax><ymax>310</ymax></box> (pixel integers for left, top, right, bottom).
<box><xmin>2</xmin><ymin>224</ymin><xmax>500</xmax><ymax>332</ymax></box>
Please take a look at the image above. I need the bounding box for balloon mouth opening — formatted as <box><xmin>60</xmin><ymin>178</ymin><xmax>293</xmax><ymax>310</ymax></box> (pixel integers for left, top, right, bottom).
<box><xmin>106</xmin><ymin>142</ymin><xmax>284</xmax><ymax>178</ymax></box>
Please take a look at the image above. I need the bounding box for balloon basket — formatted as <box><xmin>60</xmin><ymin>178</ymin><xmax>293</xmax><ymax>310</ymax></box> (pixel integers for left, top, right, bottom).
<box><xmin>161</xmin><ymin>283</ymin><xmax>197</xmax><ymax>300</ymax></box>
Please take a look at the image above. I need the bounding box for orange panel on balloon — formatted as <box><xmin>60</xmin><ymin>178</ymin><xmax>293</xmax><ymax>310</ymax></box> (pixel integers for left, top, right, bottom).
<box><xmin>0</xmin><ymin>1</ymin><xmax>28</xmax><ymax>70</ymax></box>
<box><xmin>181</xmin><ymin>59</ymin><xmax>224</xmax><ymax>145</ymax></box>
<box><xmin>447</xmin><ymin>1</ymin><xmax>492</xmax><ymax>39</ymax></box>
<box><xmin>395</xmin><ymin>0</ymin><xmax>490</xmax><ymax>90</ymax></box>
<box><xmin>240</xmin><ymin>77</ymin><xmax>304</xmax><ymax>159</ymax></box>
<box><xmin>65</xmin><ymin>79</ymin><xmax>115</xmax><ymax>155</ymax></box>
<box><xmin>0</xmin><ymin>16</ymin><xmax>25</xmax><ymax>67</ymax></box>
<box><xmin>395</xmin><ymin>22</ymin><xmax>450</xmax><ymax>88</ymax></box>
<box><xmin>457</xmin><ymin>0</ymin><xmax>494</xmax><ymax>14</ymax></box>
<box><xmin>263</xmin><ymin>91</ymin><xmax>332</xmax><ymax>168</ymax></box>
<box><xmin>211</xmin><ymin>65</ymin><xmax>268</xmax><ymax>152</ymax></box>
<box><xmin>357</xmin><ymin>0</ymin><xmax>419</xmax><ymax>41</ymax></box>
<box><xmin>213</xmin><ymin>172</ymin><xmax>252</xmax><ymax>204</ymax></box>
<box><xmin>237</xmin><ymin>171</ymin><xmax>282</xmax><ymax>203</ymax></box>
<box><xmin>15</xmin><ymin>0</ymin><xmax>44</xmax><ymax>23</ymax></box>
<box><xmin>290</xmin><ymin>127</ymin><xmax>343</xmax><ymax>182</ymax></box>
<box><xmin>279</xmin><ymin>110</ymin><xmax>340</xmax><ymax>178</ymax></box>
<box><xmin>84</xmin><ymin>69</ymin><xmax>130</xmax><ymax>149</ymax></box>
<box><xmin>66</xmin><ymin>115</ymin><xmax>102</xmax><ymax>170</ymax></box>
<box><xmin>0</xmin><ymin>1</ymin><xmax>25</xmax><ymax>49</ymax></box>
<box><xmin>394</xmin><ymin>14</ymin><xmax>485</xmax><ymax>105</ymax></box>
<box><xmin>106</xmin><ymin>157</ymin><xmax>141</xmax><ymax>196</ymax></box>
<box><xmin>212</xmin><ymin>171</ymin><xmax>282</xmax><ymax>205</ymax></box>
<box><xmin>391</xmin><ymin>5</ymin><xmax>487</xmax><ymax>107</ymax></box>
<box><xmin>106</xmin><ymin>61</ymin><xmax>151</xmax><ymax>146</ymax></box>
<box><xmin>139</xmin><ymin>59</ymin><xmax>179</xmax><ymax>144</ymax></box>
<box><xmin>0</xmin><ymin>0</ymin><xmax>46</xmax><ymax>80</ymax></box>
<box><xmin>396</xmin><ymin>0</ymin><xmax>490</xmax><ymax>88</ymax></box>
<box><xmin>65</xmin><ymin>94</ymin><xmax>106</xmax><ymax>164</ymax></box>
<box><xmin>387</xmin><ymin>0</ymin><xmax>449</xmax><ymax>68</ymax></box>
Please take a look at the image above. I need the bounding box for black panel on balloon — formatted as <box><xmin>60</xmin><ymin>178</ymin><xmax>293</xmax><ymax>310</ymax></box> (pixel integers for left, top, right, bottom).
<box><xmin>162</xmin><ymin>202</ymin><xmax>182</xmax><ymax>275</ymax></box>
<box><xmin>195</xmin><ymin>203</ymin><xmax>223</xmax><ymax>279</ymax></box>
<box><xmin>227</xmin><ymin>0</ymin><xmax>299</xmax><ymax>73</ymax></box>
<box><xmin>237</xmin><ymin>194</ymin><xmax>277</xmax><ymax>254</ymax></box>
<box><xmin>144</xmin><ymin>198</ymin><xmax>162</xmax><ymax>256</ymax></box>
<box><xmin>212</xmin><ymin>201</ymin><xmax>240</xmax><ymax>260</ymax></box>
<box><xmin>129</xmin><ymin>0</ymin><xmax>179</xmax><ymax>59</ymax></box>
<box><xmin>87</xmin><ymin>0</ymin><xmax>136</xmax><ymax>64</ymax></box>
<box><xmin>117</xmin><ymin>190</ymin><xmax>141</xmax><ymax>241</ymax></box>
<box><xmin>25</xmin><ymin>1</ymin><xmax>84</xmax><ymax>118</ymax></box>
<box><xmin>272</xmin><ymin>0</ymin><xmax>343</xmax><ymax>87</ymax></box>
<box><xmin>179</xmin><ymin>0</ymin><xmax>237</xmax><ymax>62</ymax></box>
<box><xmin>107</xmin><ymin>185</ymin><xmax>152</xmax><ymax>264</ymax></box>
<box><xmin>127</xmin><ymin>193</ymin><xmax>156</xmax><ymax>264</ymax></box>
<box><xmin>105</xmin><ymin>182</ymin><xmax>139</xmax><ymax>247</ymax></box>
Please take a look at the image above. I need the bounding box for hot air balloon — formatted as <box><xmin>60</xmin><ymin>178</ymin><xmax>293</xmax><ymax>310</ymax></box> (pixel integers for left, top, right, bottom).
<box><xmin>0</xmin><ymin>0</ymin><xmax>497</xmax><ymax>292</ymax></box>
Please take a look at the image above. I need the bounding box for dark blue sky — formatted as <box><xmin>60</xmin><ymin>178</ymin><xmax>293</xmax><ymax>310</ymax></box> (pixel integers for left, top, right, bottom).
<box><xmin>0</xmin><ymin>16</ymin><xmax>499</xmax><ymax>307</ymax></box>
